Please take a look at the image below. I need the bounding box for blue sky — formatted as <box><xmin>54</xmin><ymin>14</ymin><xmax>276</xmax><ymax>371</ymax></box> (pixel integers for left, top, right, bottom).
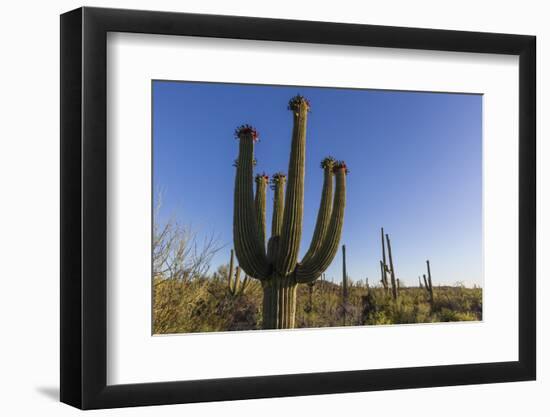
<box><xmin>153</xmin><ymin>81</ymin><xmax>482</xmax><ymax>287</ymax></box>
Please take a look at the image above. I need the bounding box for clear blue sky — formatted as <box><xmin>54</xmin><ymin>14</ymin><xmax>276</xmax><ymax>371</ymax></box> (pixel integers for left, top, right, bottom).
<box><xmin>153</xmin><ymin>81</ymin><xmax>482</xmax><ymax>287</ymax></box>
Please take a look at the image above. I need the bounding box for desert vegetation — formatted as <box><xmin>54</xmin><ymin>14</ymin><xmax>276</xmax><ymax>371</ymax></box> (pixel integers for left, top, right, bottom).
<box><xmin>152</xmin><ymin>94</ymin><xmax>482</xmax><ymax>335</ymax></box>
<box><xmin>153</xmin><ymin>223</ymin><xmax>482</xmax><ymax>334</ymax></box>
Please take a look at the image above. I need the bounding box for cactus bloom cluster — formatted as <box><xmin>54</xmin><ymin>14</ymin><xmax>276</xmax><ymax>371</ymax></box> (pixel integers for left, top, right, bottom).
<box><xmin>233</xmin><ymin>95</ymin><xmax>347</xmax><ymax>329</ymax></box>
<box><xmin>234</xmin><ymin>124</ymin><xmax>260</xmax><ymax>142</ymax></box>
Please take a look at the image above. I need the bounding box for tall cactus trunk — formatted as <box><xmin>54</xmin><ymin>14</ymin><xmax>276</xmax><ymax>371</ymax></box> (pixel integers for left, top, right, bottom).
<box><xmin>381</xmin><ymin>227</ymin><xmax>387</xmax><ymax>266</ymax></box>
<box><xmin>342</xmin><ymin>244</ymin><xmax>348</xmax><ymax>326</ymax></box>
<box><xmin>233</xmin><ymin>96</ymin><xmax>347</xmax><ymax>330</ymax></box>
<box><xmin>385</xmin><ymin>234</ymin><xmax>398</xmax><ymax>300</ymax></box>
<box><xmin>425</xmin><ymin>260</ymin><xmax>434</xmax><ymax>306</ymax></box>
<box><xmin>262</xmin><ymin>277</ymin><xmax>297</xmax><ymax>329</ymax></box>
<box><xmin>379</xmin><ymin>228</ymin><xmax>390</xmax><ymax>294</ymax></box>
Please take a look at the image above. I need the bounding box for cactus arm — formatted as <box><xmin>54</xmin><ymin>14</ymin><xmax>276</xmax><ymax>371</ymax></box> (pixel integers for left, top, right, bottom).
<box><xmin>255</xmin><ymin>174</ymin><xmax>268</xmax><ymax>249</ymax></box>
<box><xmin>275</xmin><ymin>96</ymin><xmax>310</xmax><ymax>275</ymax></box>
<box><xmin>295</xmin><ymin>166</ymin><xmax>347</xmax><ymax>283</ymax></box>
<box><xmin>233</xmin><ymin>128</ymin><xmax>270</xmax><ymax>280</ymax></box>
<box><xmin>270</xmin><ymin>173</ymin><xmax>286</xmax><ymax>238</ymax></box>
<box><xmin>267</xmin><ymin>173</ymin><xmax>286</xmax><ymax>262</ymax></box>
<box><xmin>301</xmin><ymin>159</ymin><xmax>334</xmax><ymax>264</ymax></box>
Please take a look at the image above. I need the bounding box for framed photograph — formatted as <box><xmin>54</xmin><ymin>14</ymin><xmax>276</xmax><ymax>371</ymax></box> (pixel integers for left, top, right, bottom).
<box><xmin>60</xmin><ymin>6</ymin><xmax>536</xmax><ymax>409</ymax></box>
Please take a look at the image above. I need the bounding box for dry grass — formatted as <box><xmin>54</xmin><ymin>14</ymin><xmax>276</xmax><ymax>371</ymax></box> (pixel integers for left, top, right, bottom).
<box><xmin>153</xmin><ymin>273</ymin><xmax>482</xmax><ymax>334</ymax></box>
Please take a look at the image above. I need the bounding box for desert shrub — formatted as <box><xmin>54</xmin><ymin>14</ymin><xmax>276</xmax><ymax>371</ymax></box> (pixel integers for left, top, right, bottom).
<box><xmin>432</xmin><ymin>286</ymin><xmax>482</xmax><ymax>321</ymax></box>
<box><xmin>364</xmin><ymin>310</ymin><xmax>393</xmax><ymax>325</ymax></box>
<box><xmin>436</xmin><ymin>308</ymin><xmax>479</xmax><ymax>322</ymax></box>
<box><xmin>153</xmin><ymin>273</ymin><xmax>483</xmax><ymax>333</ymax></box>
<box><xmin>153</xmin><ymin>275</ymin><xmax>263</xmax><ymax>333</ymax></box>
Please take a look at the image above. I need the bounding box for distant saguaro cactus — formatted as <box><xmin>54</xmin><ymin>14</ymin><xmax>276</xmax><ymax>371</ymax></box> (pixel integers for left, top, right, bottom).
<box><xmin>227</xmin><ymin>249</ymin><xmax>250</xmax><ymax>296</ymax></box>
<box><xmin>233</xmin><ymin>95</ymin><xmax>348</xmax><ymax>329</ymax></box>
<box><xmin>380</xmin><ymin>228</ymin><xmax>398</xmax><ymax>300</ymax></box>
<box><xmin>380</xmin><ymin>261</ymin><xmax>389</xmax><ymax>292</ymax></box>
<box><xmin>385</xmin><ymin>234</ymin><xmax>399</xmax><ymax>300</ymax></box>
<box><xmin>304</xmin><ymin>281</ymin><xmax>315</xmax><ymax>315</ymax></box>
<box><xmin>379</xmin><ymin>228</ymin><xmax>389</xmax><ymax>293</ymax></box>
<box><xmin>342</xmin><ymin>244</ymin><xmax>349</xmax><ymax>325</ymax></box>
<box><xmin>423</xmin><ymin>260</ymin><xmax>434</xmax><ymax>306</ymax></box>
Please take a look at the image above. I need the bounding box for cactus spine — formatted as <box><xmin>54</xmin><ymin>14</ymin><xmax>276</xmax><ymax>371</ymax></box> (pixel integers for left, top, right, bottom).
<box><xmin>233</xmin><ymin>96</ymin><xmax>347</xmax><ymax>329</ymax></box>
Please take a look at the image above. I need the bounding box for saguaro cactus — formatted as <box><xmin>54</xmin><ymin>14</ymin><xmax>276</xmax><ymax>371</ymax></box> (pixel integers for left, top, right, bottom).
<box><xmin>379</xmin><ymin>228</ymin><xmax>390</xmax><ymax>293</ymax></box>
<box><xmin>342</xmin><ymin>244</ymin><xmax>349</xmax><ymax>325</ymax></box>
<box><xmin>423</xmin><ymin>259</ymin><xmax>434</xmax><ymax>306</ymax></box>
<box><xmin>229</xmin><ymin>267</ymin><xmax>250</xmax><ymax>296</ymax></box>
<box><xmin>233</xmin><ymin>95</ymin><xmax>348</xmax><ymax>329</ymax></box>
<box><xmin>385</xmin><ymin>233</ymin><xmax>399</xmax><ymax>300</ymax></box>
<box><xmin>304</xmin><ymin>281</ymin><xmax>315</xmax><ymax>315</ymax></box>
<box><xmin>380</xmin><ymin>228</ymin><xmax>398</xmax><ymax>300</ymax></box>
<box><xmin>227</xmin><ymin>249</ymin><xmax>250</xmax><ymax>296</ymax></box>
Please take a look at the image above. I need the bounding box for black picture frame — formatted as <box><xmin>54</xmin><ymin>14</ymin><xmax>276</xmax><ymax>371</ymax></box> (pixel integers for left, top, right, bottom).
<box><xmin>60</xmin><ymin>6</ymin><xmax>536</xmax><ymax>410</ymax></box>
